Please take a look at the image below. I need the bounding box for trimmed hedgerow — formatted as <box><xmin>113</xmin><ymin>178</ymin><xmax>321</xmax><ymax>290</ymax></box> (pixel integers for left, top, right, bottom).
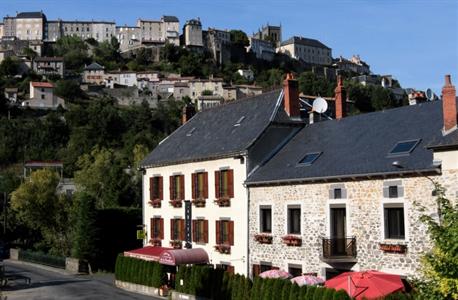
<box><xmin>114</xmin><ymin>254</ymin><xmax>167</xmax><ymax>288</ymax></box>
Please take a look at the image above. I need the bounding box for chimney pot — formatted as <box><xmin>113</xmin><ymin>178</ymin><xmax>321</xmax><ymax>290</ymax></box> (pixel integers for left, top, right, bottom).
<box><xmin>283</xmin><ymin>73</ymin><xmax>300</xmax><ymax>119</ymax></box>
<box><xmin>442</xmin><ymin>74</ymin><xmax>457</xmax><ymax>133</ymax></box>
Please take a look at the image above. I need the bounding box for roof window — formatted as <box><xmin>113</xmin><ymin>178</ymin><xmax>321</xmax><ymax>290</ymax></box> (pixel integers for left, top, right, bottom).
<box><xmin>298</xmin><ymin>152</ymin><xmax>321</xmax><ymax>166</ymax></box>
<box><xmin>388</xmin><ymin>139</ymin><xmax>420</xmax><ymax>156</ymax></box>
<box><xmin>234</xmin><ymin>116</ymin><xmax>246</xmax><ymax>127</ymax></box>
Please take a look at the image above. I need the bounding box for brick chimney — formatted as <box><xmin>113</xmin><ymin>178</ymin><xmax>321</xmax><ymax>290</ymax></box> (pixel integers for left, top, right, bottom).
<box><xmin>283</xmin><ymin>73</ymin><xmax>300</xmax><ymax>118</ymax></box>
<box><xmin>182</xmin><ymin>103</ymin><xmax>196</xmax><ymax>124</ymax></box>
<box><xmin>442</xmin><ymin>74</ymin><xmax>457</xmax><ymax>134</ymax></box>
<box><xmin>334</xmin><ymin>75</ymin><xmax>346</xmax><ymax>119</ymax></box>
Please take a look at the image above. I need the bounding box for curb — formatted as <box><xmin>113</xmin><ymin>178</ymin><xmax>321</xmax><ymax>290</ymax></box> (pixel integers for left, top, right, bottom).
<box><xmin>4</xmin><ymin>259</ymin><xmax>76</xmax><ymax>276</ymax></box>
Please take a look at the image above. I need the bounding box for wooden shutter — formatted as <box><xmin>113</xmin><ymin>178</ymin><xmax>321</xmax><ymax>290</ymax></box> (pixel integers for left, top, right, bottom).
<box><xmin>215</xmin><ymin>171</ymin><xmax>221</xmax><ymax>198</ymax></box>
<box><xmin>203</xmin><ymin>219</ymin><xmax>208</xmax><ymax>243</ymax></box>
<box><xmin>252</xmin><ymin>264</ymin><xmax>261</xmax><ymax>277</ymax></box>
<box><xmin>215</xmin><ymin>220</ymin><xmax>221</xmax><ymax>244</ymax></box>
<box><xmin>179</xmin><ymin>219</ymin><xmax>185</xmax><ymax>240</ymax></box>
<box><xmin>203</xmin><ymin>172</ymin><xmax>208</xmax><ymax>199</ymax></box>
<box><xmin>149</xmin><ymin>177</ymin><xmax>154</xmax><ymax>200</ymax></box>
<box><xmin>169</xmin><ymin>176</ymin><xmax>174</xmax><ymax>200</ymax></box>
<box><xmin>192</xmin><ymin>220</ymin><xmax>197</xmax><ymax>242</ymax></box>
<box><xmin>170</xmin><ymin>219</ymin><xmax>175</xmax><ymax>240</ymax></box>
<box><xmin>150</xmin><ymin>218</ymin><xmax>154</xmax><ymax>238</ymax></box>
<box><xmin>158</xmin><ymin>176</ymin><xmax>163</xmax><ymax>200</ymax></box>
<box><xmin>227</xmin><ymin>169</ymin><xmax>234</xmax><ymax>198</ymax></box>
<box><xmin>159</xmin><ymin>218</ymin><xmax>164</xmax><ymax>239</ymax></box>
<box><xmin>179</xmin><ymin>175</ymin><xmax>185</xmax><ymax>200</ymax></box>
<box><xmin>228</xmin><ymin>220</ymin><xmax>234</xmax><ymax>246</ymax></box>
<box><xmin>192</xmin><ymin>173</ymin><xmax>197</xmax><ymax>199</ymax></box>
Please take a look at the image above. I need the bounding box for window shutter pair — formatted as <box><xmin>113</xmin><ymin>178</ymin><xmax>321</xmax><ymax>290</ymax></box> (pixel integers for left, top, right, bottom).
<box><xmin>192</xmin><ymin>220</ymin><xmax>208</xmax><ymax>243</ymax></box>
<box><xmin>215</xmin><ymin>220</ymin><xmax>234</xmax><ymax>245</ymax></box>
<box><xmin>151</xmin><ymin>218</ymin><xmax>164</xmax><ymax>239</ymax></box>
<box><xmin>192</xmin><ymin>172</ymin><xmax>209</xmax><ymax>199</ymax></box>
<box><xmin>150</xmin><ymin>177</ymin><xmax>163</xmax><ymax>200</ymax></box>
<box><xmin>214</xmin><ymin>169</ymin><xmax>234</xmax><ymax>198</ymax></box>
<box><xmin>169</xmin><ymin>175</ymin><xmax>185</xmax><ymax>200</ymax></box>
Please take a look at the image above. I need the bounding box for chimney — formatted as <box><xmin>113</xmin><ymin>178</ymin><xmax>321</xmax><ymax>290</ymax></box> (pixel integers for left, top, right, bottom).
<box><xmin>442</xmin><ymin>74</ymin><xmax>457</xmax><ymax>133</ymax></box>
<box><xmin>182</xmin><ymin>103</ymin><xmax>196</xmax><ymax>124</ymax></box>
<box><xmin>283</xmin><ymin>73</ymin><xmax>300</xmax><ymax>118</ymax></box>
<box><xmin>334</xmin><ymin>75</ymin><xmax>346</xmax><ymax>119</ymax></box>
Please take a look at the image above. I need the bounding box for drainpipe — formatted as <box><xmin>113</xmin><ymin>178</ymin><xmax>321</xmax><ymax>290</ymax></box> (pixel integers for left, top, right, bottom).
<box><xmin>244</xmin><ymin>156</ymin><xmax>250</xmax><ymax>278</ymax></box>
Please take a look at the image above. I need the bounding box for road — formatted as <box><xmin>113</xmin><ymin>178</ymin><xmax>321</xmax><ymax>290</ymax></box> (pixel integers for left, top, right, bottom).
<box><xmin>1</xmin><ymin>260</ymin><xmax>162</xmax><ymax>300</ymax></box>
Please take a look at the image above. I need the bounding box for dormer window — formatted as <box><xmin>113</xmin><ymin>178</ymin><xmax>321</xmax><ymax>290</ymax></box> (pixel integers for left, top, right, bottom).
<box><xmin>388</xmin><ymin>139</ymin><xmax>420</xmax><ymax>157</ymax></box>
<box><xmin>298</xmin><ymin>152</ymin><xmax>321</xmax><ymax>166</ymax></box>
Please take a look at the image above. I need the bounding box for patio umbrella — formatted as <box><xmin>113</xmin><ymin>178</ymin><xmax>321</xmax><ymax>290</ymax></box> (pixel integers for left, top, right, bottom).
<box><xmin>291</xmin><ymin>275</ymin><xmax>325</xmax><ymax>286</ymax></box>
<box><xmin>325</xmin><ymin>270</ymin><xmax>404</xmax><ymax>300</ymax></box>
<box><xmin>259</xmin><ymin>269</ymin><xmax>291</xmax><ymax>279</ymax></box>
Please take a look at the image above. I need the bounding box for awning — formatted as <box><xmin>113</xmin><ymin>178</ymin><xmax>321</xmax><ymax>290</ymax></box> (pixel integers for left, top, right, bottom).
<box><xmin>124</xmin><ymin>246</ymin><xmax>172</xmax><ymax>261</ymax></box>
<box><xmin>159</xmin><ymin>248</ymin><xmax>209</xmax><ymax>266</ymax></box>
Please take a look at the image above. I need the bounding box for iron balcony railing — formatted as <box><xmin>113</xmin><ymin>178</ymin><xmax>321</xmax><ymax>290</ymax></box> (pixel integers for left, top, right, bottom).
<box><xmin>322</xmin><ymin>236</ymin><xmax>357</xmax><ymax>259</ymax></box>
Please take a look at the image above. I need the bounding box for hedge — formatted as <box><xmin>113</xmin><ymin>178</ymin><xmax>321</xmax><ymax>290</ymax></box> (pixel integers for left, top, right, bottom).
<box><xmin>114</xmin><ymin>254</ymin><xmax>167</xmax><ymax>288</ymax></box>
<box><xmin>18</xmin><ymin>249</ymin><xmax>66</xmax><ymax>269</ymax></box>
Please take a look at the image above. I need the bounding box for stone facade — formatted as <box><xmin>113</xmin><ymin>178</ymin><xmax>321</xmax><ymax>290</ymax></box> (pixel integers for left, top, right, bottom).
<box><xmin>248</xmin><ymin>170</ymin><xmax>458</xmax><ymax>279</ymax></box>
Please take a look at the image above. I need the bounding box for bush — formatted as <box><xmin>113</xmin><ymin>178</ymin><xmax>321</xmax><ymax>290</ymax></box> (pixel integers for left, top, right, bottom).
<box><xmin>333</xmin><ymin>289</ymin><xmax>351</xmax><ymax>300</ymax></box>
<box><xmin>281</xmin><ymin>280</ymin><xmax>293</xmax><ymax>300</ymax></box>
<box><xmin>305</xmin><ymin>285</ymin><xmax>317</xmax><ymax>300</ymax></box>
<box><xmin>313</xmin><ymin>287</ymin><xmax>325</xmax><ymax>300</ymax></box>
<box><xmin>272</xmin><ymin>278</ymin><xmax>285</xmax><ymax>300</ymax></box>
<box><xmin>299</xmin><ymin>285</ymin><xmax>308</xmax><ymax>299</ymax></box>
<box><xmin>289</xmin><ymin>283</ymin><xmax>300</xmax><ymax>300</ymax></box>
<box><xmin>114</xmin><ymin>254</ymin><xmax>167</xmax><ymax>287</ymax></box>
<box><xmin>323</xmin><ymin>287</ymin><xmax>336</xmax><ymax>300</ymax></box>
<box><xmin>18</xmin><ymin>249</ymin><xmax>66</xmax><ymax>268</ymax></box>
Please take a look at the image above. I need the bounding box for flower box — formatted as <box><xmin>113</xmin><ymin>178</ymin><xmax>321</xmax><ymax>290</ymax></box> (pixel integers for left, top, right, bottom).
<box><xmin>149</xmin><ymin>238</ymin><xmax>162</xmax><ymax>247</ymax></box>
<box><xmin>170</xmin><ymin>240</ymin><xmax>182</xmax><ymax>249</ymax></box>
<box><xmin>379</xmin><ymin>243</ymin><xmax>407</xmax><ymax>254</ymax></box>
<box><xmin>214</xmin><ymin>198</ymin><xmax>230</xmax><ymax>207</ymax></box>
<box><xmin>169</xmin><ymin>199</ymin><xmax>183</xmax><ymax>208</ymax></box>
<box><xmin>254</xmin><ymin>233</ymin><xmax>273</xmax><ymax>244</ymax></box>
<box><xmin>214</xmin><ymin>244</ymin><xmax>231</xmax><ymax>254</ymax></box>
<box><xmin>192</xmin><ymin>198</ymin><xmax>206</xmax><ymax>207</ymax></box>
<box><xmin>148</xmin><ymin>199</ymin><xmax>162</xmax><ymax>208</ymax></box>
<box><xmin>282</xmin><ymin>235</ymin><xmax>302</xmax><ymax>246</ymax></box>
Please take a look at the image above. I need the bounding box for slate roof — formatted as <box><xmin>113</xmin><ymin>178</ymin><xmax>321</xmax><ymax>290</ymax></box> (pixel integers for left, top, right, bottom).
<box><xmin>247</xmin><ymin>99</ymin><xmax>457</xmax><ymax>185</ymax></box>
<box><xmin>162</xmin><ymin>16</ymin><xmax>179</xmax><ymax>22</ymax></box>
<box><xmin>17</xmin><ymin>12</ymin><xmax>45</xmax><ymax>19</ymax></box>
<box><xmin>141</xmin><ymin>90</ymin><xmax>292</xmax><ymax>167</ymax></box>
<box><xmin>85</xmin><ymin>62</ymin><xmax>105</xmax><ymax>70</ymax></box>
<box><xmin>280</xmin><ymin>36</ymin><xmax>331</xmax><ymax>50</ymax></box>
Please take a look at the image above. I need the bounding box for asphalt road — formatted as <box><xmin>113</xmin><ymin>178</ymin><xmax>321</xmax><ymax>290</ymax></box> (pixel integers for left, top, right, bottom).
<box><xmin>1</xmin><ymin>260</ymin><xmax>162</xmax><ymax>300</ymax></box>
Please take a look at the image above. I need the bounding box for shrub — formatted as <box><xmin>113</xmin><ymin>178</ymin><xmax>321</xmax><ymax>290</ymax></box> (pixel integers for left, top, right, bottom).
<box><xmin>333</xmin><ymin>289</ymin><xmax>351</xmax><ymax>300</ymax></box>
<box><xmin>299</xmin><ymin>285</ymin><xmax>308</xmax><ymax>299</ymax></box>
<box><xmin>250</xmin><ymin>276</ymin><xmax>262</xmax><ymax>300</ymax></box>
<box><xmin>281</xmin><ymin>280</ymin><xmax>292</xmax><ymax>300</ymax></box>
<box><xmin>313</xmin><ymin>287</ymin><xmax>325</xmax><ymax>300</ymax></box>
<box><xmin>289</xmin><ymin>283</ymin><xmax>300</xmax><ymax>300</ymax></box>
<box><xmin>114</xmin><ymin>255</ymin><xmax>166</xmax><ymax>287</ymax></box>
<box><xmin>305</xmin><ymin>285</ymin><xmax>317</xmax><ymax>300</ymax></box>
<box><xmin>323</xmin><ymin>287</ymin><xmax>336</xmax><ymax>300</ymax></box>
<box><xmin>272</xmin><ymin>278</ymin><xmax>285</xmax><ymax>300</ymax></box>
<box><xmin>263</xmin><ymin>278</ymin><xmax>274</xmax><ymax>299</ymax></box>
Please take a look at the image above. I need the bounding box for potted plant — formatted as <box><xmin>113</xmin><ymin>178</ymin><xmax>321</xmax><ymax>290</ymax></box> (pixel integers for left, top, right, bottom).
<box><xmin>169</xmin><ymin>199</ymin><xmax>183</xmax><ymax>208</ymax></box>
<box><xmin>214</xmin><ymin>198</ymin><xmax>230</xmax><ymax>207</ymax></box>
<box><xmin>148</xmin><ymin>199</ymin><xmax>161</xmax><ymax>208</ymax></box>
<box><xmin>170</xmin><ymin>240</ymin><xmax>182</xmax><ymax>249</ymax></box>
<box><xmin>150</xmin><ymin>238</ymin><xmax>162</xmax><ymax>247</ymax></box>
<box><xmin>254</xmin><ymin>233</ymin><xmax>273</xmax><ymax>244</ymax></box>
<box><xmin>192</xmin><ymin>198</ymin><xmax>206</xmax><ymax>207</ymax></box>
<box><xmin>282</xmin><ymin>235</ymin><xmax>302</xmax><ymax>246</ymax></box>
<box><xmin>214</xmin><ymin>244</ymin><xmax>231</xmax><ymax>254</ymax></box>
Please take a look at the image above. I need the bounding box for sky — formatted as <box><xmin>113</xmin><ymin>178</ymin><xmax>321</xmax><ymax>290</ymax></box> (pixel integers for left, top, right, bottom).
<box><xmin>1</xmin><ymin>0</ymin><xmax>457</xmax><ymax>94</ymax></box>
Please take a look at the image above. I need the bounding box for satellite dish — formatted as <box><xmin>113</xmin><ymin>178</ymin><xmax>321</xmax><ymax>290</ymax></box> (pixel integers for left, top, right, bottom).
<box><xmin>312</xmin><ymin>97</ymin><xmax>328</xmax><ymax>113</ymax></box>
<box><xmin>425</xmin><ymin>88</ymin><xmax>435</xmax><ymax>101</ymax></box>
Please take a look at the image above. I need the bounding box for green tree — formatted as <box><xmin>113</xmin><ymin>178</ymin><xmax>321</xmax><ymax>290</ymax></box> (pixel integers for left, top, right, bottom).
<box><xmin>281</xmin><ymin>280</ymin><xmax>292</xmax><ymax>300</ymax></box>
<box><xmin>289</xmin><ymin>283</ymin><xmax>301</xmax><ymax>300</ymax></box>
<box><xmin>0</xmin><ymin>57</ymin><xmax>19</xmax><ymax>77</ymax></box>
<box><xmin>22</xmin><ymin>47</ymin><xmax>38</xmax><ymax>60</ymax></box>
<box><xmin>416</xmin><ymin>183</ymin><xmax>458</xmax><ymax>299</ymax></box>
<box><xmin>10</xmin><ymin>169</ymin><xmax>72</xmax><ymax>255</ymax></box>
<box><xmin>54</xmin><ymin>36</ymin><xmax>90</xmax><ymax>71</ymax></box>
<box><xmin>230</xmin><ymin>30</ymin><xmax>249</xmax><ymax>47</ymax></box>
<box><xmin>54</xmin><ymin>79</ymin><xmax>85</xmax><ymax>102</ymax></box>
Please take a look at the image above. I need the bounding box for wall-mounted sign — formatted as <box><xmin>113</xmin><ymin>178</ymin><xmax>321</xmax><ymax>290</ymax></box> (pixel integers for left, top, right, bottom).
<box><xmin>379</xmin><ymin>243</ymin><xmax>407</xmax><ymax>254</ymax></box>
<box><xmin>136</xmin><ymin>229</ymin><xmax>146</xmax><ymax>240</ymax></box>
<box><xmin>185</xmin><ymin>200</ymin><xmax>192</xmax><ymax>249</ymax></box>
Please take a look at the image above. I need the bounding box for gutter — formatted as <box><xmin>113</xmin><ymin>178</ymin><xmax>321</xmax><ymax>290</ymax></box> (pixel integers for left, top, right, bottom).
<box><xmin>246</xmin><ymin>167</ymin><xmax>441</xmax><ymax>187</ymax></box>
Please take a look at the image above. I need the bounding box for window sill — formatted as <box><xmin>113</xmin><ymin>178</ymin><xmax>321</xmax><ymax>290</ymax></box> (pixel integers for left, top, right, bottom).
<box><xmin>214</xmin><ymin>244</ymin><xmax>231</xmax><ymax>254</ymax></box>
<box><xmin>149</xmin><ymin>239</ymin><xmax>162</xmax><ymax>247</ymax></box>
<box><xmin>169</xmin><ymin>200</ymin><xmax>183</xmax><ymax>208</ymax></box>
<box><xmin>191</xmin><ymin>199</ymin><xmax>206</xmax><ymax>207</ymax></box>
<box><xmin>282</xmin><ymin>235</ymin><xmax>302</xmax><ymax>247</ymax></box>
<box><xmin>148</xmin><ymin>199</ymin><xmax>162</xmax><ymax>208</ymax></box>
<box><xmin>254</xmin><ymin>233</ymin><xmax>272</xmax><ymax>244</ymax></box>
<box><xmin>214</xmin><ymin>198</ymin><xmax>231</xmax><ymax>207</ymax></box>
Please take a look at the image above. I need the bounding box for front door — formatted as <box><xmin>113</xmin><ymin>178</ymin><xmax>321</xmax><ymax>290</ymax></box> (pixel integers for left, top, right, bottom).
<box><xmin>330</xmin><ymin>207</ymin><xmax>346</xmax><ymax>256</ymax></box>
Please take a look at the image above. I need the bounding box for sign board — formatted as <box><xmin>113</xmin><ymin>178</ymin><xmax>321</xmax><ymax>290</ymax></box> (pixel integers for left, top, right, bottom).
<box><xmin>184</xmin><ymin>200</ymin><xmax>192</xmax><ymax>249</ymax></box>
<box><xmin>136</xmin><ymin>229</ymin><xmax>146</xmax><ymax>240</ymax></box>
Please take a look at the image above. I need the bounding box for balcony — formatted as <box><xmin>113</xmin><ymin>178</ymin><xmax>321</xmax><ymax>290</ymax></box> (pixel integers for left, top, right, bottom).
<box><xmin>321</xmin><ymin>237</ymin><xmax>357</xmax><ymax>263</ymax></box>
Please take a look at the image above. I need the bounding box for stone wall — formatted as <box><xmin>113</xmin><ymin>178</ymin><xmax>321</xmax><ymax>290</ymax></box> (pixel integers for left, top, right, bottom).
<box><xmin>248</xmin><ymin>170</ymin><xmax>458</xmax><ymax>279</ymax></box>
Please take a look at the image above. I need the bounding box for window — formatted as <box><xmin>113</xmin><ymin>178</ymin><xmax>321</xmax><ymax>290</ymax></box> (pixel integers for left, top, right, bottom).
<box><xmin>216</xmin><ymin>220</ymin><xmax>234</xmax><ymax>245</ymax></box>
<box><xmin>260</xmin><ymin>206</ymin><xmax>272</xmax><ymax>233</ymax></box>
<box><xmin>252</xmin><ymin>263</ymin><xmax>274</xmax><ymax>276</ymax></box>
<box><xmin>170</xmin><ymin>218</ymin><xmax>185</xmax><ymax>240</ymax></box>
<box><xmin>388</xmin><ymin>186</ymin><xmax>398</xmax><ymax>198</ymax></box>
<box><xmin>287</xmin><ymin>206</ymin><xmax>301</xmax><ymax>234</ymax></box>
<box><xmin>41</xmin><ymin>94</ymin><xmax>45</xmax><ymax>100</ymax></box>
<box><xmin>169</xmin><ymin>175</ymin><xmax>184</xmax><ymax>200</ymax></box>
<box><xmin>334</xmin><ymin>188</ymin><xmax>342</xmax><ymax>199</ymax></box>
<box><xmin>384</xmin><ymin>206</ymin><xmax>405</xmax><ymax>239</ymax></box>
<box><xmin>288</xmin><ymin>264</ymin><xmax>302</xmax><ymax>277</ymax></box>
<box><xmin>298</xmin><ymin>152</ymin><xmax>321</xmax><ymax>166</ymax></box>
<box><xmin>150</xmin><ymin>217</ymin><xmax>164</xmax><ymax>239</ymax></box>
<box><xmin>192</xmin><ymin>219</ymin><xmax>208</xmax><ymax>243</ymax></box>
<box><xmin>192</xmin><ymin>172</ymin><xmax>208</xmax><ymax>199</ymax></box>
<box><xmin>215</xmin><ymin>169</ymin><xmax>234</xmax><ymax>199</ymax></box>
<box><xmin>149</xmin><ymin>176</ymin><xmax>163</xmax><ymax>200</ymax></box>
<box><xmin>388</xmin><ymin>140</ymin><xmax>420</xmax><ymax>156</ymax></box>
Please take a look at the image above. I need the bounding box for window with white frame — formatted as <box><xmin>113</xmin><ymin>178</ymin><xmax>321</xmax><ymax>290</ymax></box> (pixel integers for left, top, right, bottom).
<box><xmin>259</xmin><ymin>205</ymin><xmax>272</xmax><ymax>233</ymax></box>
<box><xmin>383</xmin><ymin>204</ymin><xmax>405</xmax><ymax>239</ymax></box>
<box><xmin>287</xmin><ymin>205</ymin><xmax>301</xmax><ymax>234</ymax></box>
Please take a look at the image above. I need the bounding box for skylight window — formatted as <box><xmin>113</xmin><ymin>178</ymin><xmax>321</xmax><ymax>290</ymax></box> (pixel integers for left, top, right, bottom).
<box><xmin>234</xmin><ymin>116</ymin><xmax>246</xmax><ymax>127</ymax></box>
<box><xmin>388</xmin><ymin>139</ymin><xmax>420</xmax><ymax>156</ymax></box>
<box><xmin>298</xmin><ymin>152</ymin><xmax>321</xmax><ymax>166</ymax></box>
<box><xmin>186</xmin><ymin>127</ymin><xmax>196</xmax><ymax>136</ymax></box>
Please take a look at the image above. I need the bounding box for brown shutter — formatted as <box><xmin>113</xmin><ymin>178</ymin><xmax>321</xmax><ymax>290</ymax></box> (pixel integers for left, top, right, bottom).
<box><xmin>216</xmin><ymin>220</ymin><xmax>221</xmax><ymax>244</ymax></box>
<box><xmin>215</xmin><ymin>171</ymin><xmax>221</xmax><ymax>198</ymax></box>
<box><xmin>203</xmin><ymin>172</ymin><xmax>208</xmax><ymax>199</ymax></box>
<box><xmin>192</xmin><ymin>220</ymin><xmax>197</xmax><ymax>242</ymax></box>
<box><xmin>159</xmin><ymin>218</ymin><xmax>164</xmax><ymax>239</ymax></box>
<box><xmin>228</xmin><ymin>169</ymin><xmax>234</xmax><ymax>198</ymax></box>
<box><xmin>180</xmin><ymin>219</ymin><xmax>185</xmax><ymax>240</ymax></box>
<box><xmin>149</xmin><ymin>177</ymin><xmax>154</xmax><ymax>200</ymax></box>
<box><xmin>192</xmin><ymin>173</ymin><xmax>196</xmax><ymax>199</ymax></box>
<box><xmin>227</xmin><ymin>266</ymin><xmax>235</xmax><ymax>274</ymax></box>
<box><xmin>228</xmin><ymin>220</ymin><xmax>234</xmax><ymax>245</ymax></box>
<box><xmin>150</xmin><ymin>218</ymin><xmax>154</xmax><ymax>238</ymax></box>
<box><xmin>203</xmin><ymin>219</ymin><xmax>208</xmax><ymax>243</ymax></box>
<box><xmin>252</xmin><ymin>264</ymin><xmax>261</xmax><ymax>277</ymax></box>
<box><xmin>179</xmin><ymin>175</ymin><xmax>185</xmax><ymax>200</ymax></box>
<box><xmin>170</xmin><ymin>219</ymin><xmax>175</xmax><ymax>240</ymax></box>
<box><xmin>169</xmin><ymin>176</ymin><xmax>174</xmax><ymax>200</ymax></box>
<box><xmin>158</xmin><ymin>176</ymin><xmax>163</xmax><ymax>200</ymax></box>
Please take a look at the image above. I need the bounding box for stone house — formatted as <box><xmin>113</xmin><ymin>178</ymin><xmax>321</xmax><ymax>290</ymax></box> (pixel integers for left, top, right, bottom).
<box><xmin>277</xmin><ymin>36</ymin><xmax>332</xmax><ymax>66</ymax></box>
<box><xmin>83</xmin><ymin>62</ymin><xmax>105</xmax><ymax>85</ymax></box>
<box><xmin>140</xmin><ymin>80</ymin><xmax>304</xmax><ymax>276</ymax></box>
<box><xmin>33</xmin><ymin>56</ymin><xmax>65</xmax><ymax>78</ymax></box>
<box><xmin>247</xmin><ymin>37</ymin><xmax>275</xmax><ymax>61</ymax></box>
<box><xmin>116</xmin><ymin>26</ymin><xmax>141</xmax><ymax>52</ymax></box>
<box><xmin>22</xmin><ymin>81</ymin><xmax>65</xmax><ymax>109</ymax></box>
<box><xmin>183</xmin><ymin>18</ymin><xmax>203</xmax><ymax>48</ymax></box>
<box><xmin>245</xmin><ymin>75</ymin><xmax>458</xmax><ymax>280</ymax></box>
<box><xmin>14</xmin><ymin>12</ymin><xmax>46</xmax><ymax>41</ymax></box>
<box><xmin>104</xmin><ymin>71</ymin><xmax>137</xmax><ymax>87</ymax></box>
<box><xmin>189</xmin><ymin>78</ymin><xmax>224</xmax><ymax>100</ymax></box>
